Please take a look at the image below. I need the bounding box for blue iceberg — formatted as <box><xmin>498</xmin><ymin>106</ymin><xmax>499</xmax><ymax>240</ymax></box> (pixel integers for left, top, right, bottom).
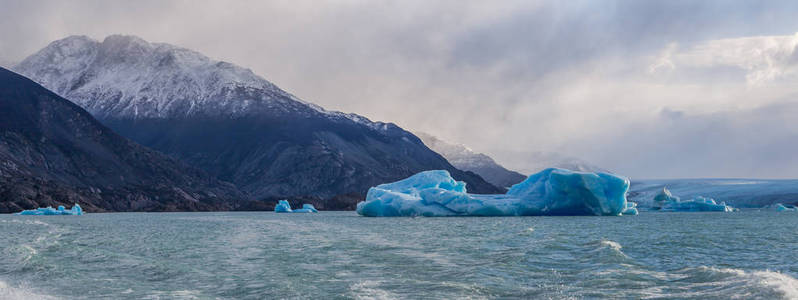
<box><xmin>274</xmin><ymin>200</ymin><xmax>318</xmax><ymax>213</ymax></box>
<box><xmin>16</xmin><ymin>204</ymin><xmax>83</xmax><ymax>216</ymax></box>
<box><xmin>293</xmin><ymin>204</ymin><xmax>319</xmax><ymax>213</ymax></box>
<box><xmin>771</xmin><ymin>203</ymin><xmax>798</xmax><ymax>212</ymax></box>
<box><xmin>275</xmin><ymin>200</ymin><xmax>293</xmax><ymax>213</ymax></box>
<box><xmin>356</xmin><ymin>168</ymin><xmax>637</xmax><ymax>217</ymax></box>
<box><xmin>651</xmin><ymin>188</ymin><xmax>736</xmax><ymax>212</ymax></box>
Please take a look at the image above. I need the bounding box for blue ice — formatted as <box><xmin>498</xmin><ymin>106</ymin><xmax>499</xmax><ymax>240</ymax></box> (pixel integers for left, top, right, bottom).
<box><xmin>274</xmin><ymin>200</ymin><xmax>318</xmax><ymax>213</ymax></box>
<box><xmin>293</xmin><ymin>204</ymin><xmax>319</xmax><ymax>213</ymax></box>
<box><xmin>651</xmin><ymin>188</ymin><xmax>736</xmax><ymax>212</ymax></box>
<box><xmin>16</xmin><ymin>204</ymin><xmax>83</xmax><ymax>216</ymax></box>
<box><xmin>772</xmin><ymin>203</ymin><xmax>798</xmax><ymax>212</ymax></box>
<box><xmin>356</xmin><ymin>168</ymin><xmax>637</xmax><ymax>217</ymax></box>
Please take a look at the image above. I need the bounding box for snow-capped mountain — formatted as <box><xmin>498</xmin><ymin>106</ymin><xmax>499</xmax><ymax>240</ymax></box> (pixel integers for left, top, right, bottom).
<box><xmin>415</xmin><ymin>132</ymin><xmax>526</xmax><ymax>189</ymax></box>
<box><xmin>15</xmin><ymin>35</ymin><xmax>501</xmax><ymax>208</ymax></box>
<box><xmin>16</xmin><ymin>35</ymin><xmax>350</xmax><ymax>121</ymax></box>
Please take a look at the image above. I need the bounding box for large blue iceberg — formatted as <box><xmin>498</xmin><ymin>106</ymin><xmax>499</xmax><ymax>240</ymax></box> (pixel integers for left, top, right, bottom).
<box><xmin>274</xmin><ymin>200</ymin><xmax>318</xmax><ymax>213</ymax></box>
<box><xmin>16</xmin><ymin>204</ymin><xmax>83</xmax><ymax>216</ymax></box>
<box><xmin>651</xmin><ymin>188</ymin><xmax>736</xmax><ymax>212</ymax></box>
<box><xmin>356</xmin><ymin>168</ymin><xmax>638</xmax><ymax>217</ymax></box>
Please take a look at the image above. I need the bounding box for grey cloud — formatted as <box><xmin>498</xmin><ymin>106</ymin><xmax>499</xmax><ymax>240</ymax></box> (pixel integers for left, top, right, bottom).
<box><xmin>2</xmin><ymin>0</ymin><xmax>798</xmax><ymax>178</ymax></box>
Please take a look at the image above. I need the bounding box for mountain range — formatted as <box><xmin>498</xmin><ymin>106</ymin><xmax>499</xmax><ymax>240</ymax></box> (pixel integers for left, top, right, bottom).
<box><xmin>12</xmin><ymin>35</ymin><xmax>501</xmax><ymax>210</ymax></box>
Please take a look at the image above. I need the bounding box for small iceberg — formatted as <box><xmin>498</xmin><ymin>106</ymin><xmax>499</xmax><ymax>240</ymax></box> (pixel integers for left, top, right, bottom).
<box><xmin>770</xmin><ymin>203</ymin><xmax>798</xmax><ymax>212</ymax></box>
<box><xmin>651</xmin><ymin>188</ymin><xmax>736</xmax><ymax>212</ymax></box>
<box><xmin>17</xmin><ymin>204</ymin><xmax>83</xmax><ymax>215</ymax></box>
<box><xmin>356</xmin><ymin>168</ymin><xmax>637</xmax><ymax>217</ymax></box>
<box><xmin>293</xmin><ymin>204</ymin><xmax>319</xmax><ymax>213</ymax></box>
<box><xmin>274</xmin><ymin>200</ymin><xmax>318</xmax><ymax>213</ymax></box>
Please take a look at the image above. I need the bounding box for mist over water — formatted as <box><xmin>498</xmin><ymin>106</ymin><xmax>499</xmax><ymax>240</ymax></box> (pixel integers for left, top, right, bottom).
<box><xmin>1</xmin><ymin>212</ymin><xmax>797</xmax><ymax>299</ymax></box>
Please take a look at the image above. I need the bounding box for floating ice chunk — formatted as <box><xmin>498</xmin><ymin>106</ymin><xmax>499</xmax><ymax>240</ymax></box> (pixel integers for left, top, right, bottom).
<box><xmin>771</xmin><ymin>203</ymin><xmax>798</xmax><ymax>212</ymax></box>
<box><xmin>622</xmin><ymin>202</ymin><xmax>639</xmax><ymax>215</ymax></box>
<box><xmin>293</xmin><ymin>204</ymin><xmax>318</xmax><ymax>213</ymax></box>
<box><xmin>16</xmin><ymin>204</ymin><xmax>83</xmax><ymax>215</ymax></box>
<box><xmin>274</xmin><ymin>200</ymin><xmax>293</xmax><ymax>213</ymax></box>
<box><xmin>356</xmin><ymin>168</ymin><xmax>637</xmax><ymax>217</ymax></box>
<box><xmin>651</xmin><ymin>188</ymin><xmax>736</xmax><ymax>212</ymax></box>
<box><xmin>274</xmin><ymin>200</ymin><xmax>318</xmax><ymax>213</ymax></box>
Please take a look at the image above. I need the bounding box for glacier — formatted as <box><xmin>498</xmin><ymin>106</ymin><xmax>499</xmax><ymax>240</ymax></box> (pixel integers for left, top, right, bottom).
<box><xmin>16</xmin><ymin>204</ymin><xmax>83</xmax><ymax>216</ymax></box>
<box><xmin>650</xmin><ymin>188</ymin><xmax>736</xmax><ymax>212</ymax></box>
<box><xmin>356</xmin><ymin>168</ymin><xmax>637</xmax><ymax>217</ymax></box>
<box><xmin>274</xmin><ymin>200</ymin><xmax>318</xmax><ymax>213</ymax></box>
<box><xmin>628</xmin><ymin>178</ymin><xmax>798</xmax><ymax>208</ymax></box>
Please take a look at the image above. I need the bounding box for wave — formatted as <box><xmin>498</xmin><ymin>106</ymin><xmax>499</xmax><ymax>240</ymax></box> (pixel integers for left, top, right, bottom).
<box><xmin>640</xmin><ymin>266</ymin><xmax>798</xmax><ymax>299</ymax></box>
<box><xmin>0</xmin><ymin>280</ymin><xmax>58</xmax><ymax>300</ymax></box>
<box><xmin>585</xmin><ymin>239</ymin><xmax>628</xmax><ymax>260</ymax></box>
<box><xmin>0</xmin><ymin>219</ymin><xmax>51</xmax><ymax>226</ymax></box>
<box><xmin>349</xmin><ymin>280</ymin><xmax>398</xmax><ymax>300</ymax></box>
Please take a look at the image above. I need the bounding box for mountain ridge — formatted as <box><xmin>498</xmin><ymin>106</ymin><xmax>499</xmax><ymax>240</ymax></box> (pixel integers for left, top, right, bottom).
<box><xmin>415</xmin><ymin>132</ymin><xmax>526</xmax><ymax>189</ymax></box>
<box><xmin>15</xmin><ymin>35</ymin><xmax>502</xmax><ymax>209</ymax></box>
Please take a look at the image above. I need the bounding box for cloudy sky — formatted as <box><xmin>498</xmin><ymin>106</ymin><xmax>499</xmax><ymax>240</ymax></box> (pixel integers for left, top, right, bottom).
<box><xmin>3</xmin><ymin>0</ymin><xmax>798</xmax><ymax>179</ymax></box>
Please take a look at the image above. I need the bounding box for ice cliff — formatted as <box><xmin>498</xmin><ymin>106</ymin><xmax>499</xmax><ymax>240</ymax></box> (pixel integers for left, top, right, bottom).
<box><xmin>356</xmin><ymin>168</ymin><xmax>637</xmax><ymax>217</ymax></box>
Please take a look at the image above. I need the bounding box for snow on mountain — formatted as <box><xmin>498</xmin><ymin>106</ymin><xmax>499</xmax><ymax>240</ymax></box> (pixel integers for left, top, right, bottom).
<box><xmin>416</xmin><ymin>132</ymin><xmax>526</xmax><ymax>189</ymax></box>
<box><xmin>13</xmin><ymin>35</ymin><xmax>389</xmax><ymax>130</ymax></box>
<box><xmin>14</xmin><ymin>35</ymin><xmax>502</xmax><ymax>207</ymax></box>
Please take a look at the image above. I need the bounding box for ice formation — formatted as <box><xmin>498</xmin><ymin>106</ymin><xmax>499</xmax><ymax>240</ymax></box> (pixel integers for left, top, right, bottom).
<box><xmin>771</xmin><ymin>203</ymin><xmax>798</xmax><ymax>212</ymax></box>
<box><xmin>650</xmin><ymin>188</ymin><xmax>736</xmax><ymax>212</ymax></box>
<box><xmin>628</xmin><ymin>178</ymin><xmax>798</xmax><ymax>208</ymax></box>
<box><xmin>16</xmin><ymin>204</ymin><xmax>83</xmax><ymax>216</ymax></box>
<box><xmin>293</xmin><ymin>204</ymin><xmax>319</xmax><ymax>213</ymax></box>
<box><xmin>356</xmin><ymin>168</ymin><xmax>637</xmax><ymax>217</ymax></box>
<box><xmin>274</xmin><ymin>200</ymin><xmax>293</xmax><ymax>213</ymax></box>
<box><xmin>274</xmin><ymin>200</ymin><xmax>318</xmax><ymax>213</ymax></box>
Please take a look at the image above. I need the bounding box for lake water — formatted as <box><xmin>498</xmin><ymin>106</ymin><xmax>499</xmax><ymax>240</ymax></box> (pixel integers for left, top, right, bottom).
<box><xmin>1</xmin><ymin>211</ymin><xmax>797</xmax><ymax>299</ymax></box>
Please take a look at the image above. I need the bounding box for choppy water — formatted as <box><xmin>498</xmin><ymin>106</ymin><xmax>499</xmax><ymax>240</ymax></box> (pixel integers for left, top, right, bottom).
<box><xmin>1</xmin><ymin>211</ymin><xmax>797</xmax><ymax>299</ymax></box>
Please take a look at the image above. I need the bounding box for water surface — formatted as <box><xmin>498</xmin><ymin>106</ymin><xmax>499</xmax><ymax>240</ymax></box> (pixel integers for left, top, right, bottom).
<box><xmin>1</xmin><ymin>211</ymin><xmax>796</xmax><ymax>299</ymax></box>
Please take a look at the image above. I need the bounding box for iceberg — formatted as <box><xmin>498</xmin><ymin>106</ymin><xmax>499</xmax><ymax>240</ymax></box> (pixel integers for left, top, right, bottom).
<box><xmin>622</xmin><ymin>202</ymin><xmax>639</xmax><ymax>215</ymax></box>
<box><xmin>16</xmin><ymin>204</ymin><xmax>83</xmax><ymax>216</ymax></box>
<box><xmin>356</xmin><ymin>168</ymin><xmax>637</xmax><ymax>217</ymax></box>
<box><xmin>293</xmin><ymin>204</ymin><xmax>319</xmax><ymax>213</ymax></box>
<box><xmin>771</xmin><ymin>203</ymin><xmax>798</xmax><ymax>212</ymax></box>
<box><xmin>274</xmin><ymin>200</ymin><xmax>318</xmax><ymax>213</ymax></box>
<box><xmin>650</xmin><ymin>188</ymin><xmax>736</xmax><ymax>212</ymax></box>
<box><xmin>274</xmin><ymin>200</ymin><xmax>293</xmax><ymax>213</ymax></box>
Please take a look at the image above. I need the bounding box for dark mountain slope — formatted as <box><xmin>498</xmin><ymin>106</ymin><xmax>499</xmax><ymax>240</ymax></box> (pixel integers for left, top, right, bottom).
<box><xmin>0</xmin><ymin>67</ymin><xmax>244</xmax><ymax>213</ymax></box>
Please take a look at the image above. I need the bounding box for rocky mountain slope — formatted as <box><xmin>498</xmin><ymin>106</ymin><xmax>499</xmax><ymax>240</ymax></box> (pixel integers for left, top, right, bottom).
<box><xmin>0</xmin><ymin>67</ymin><xmax>244</xmax><ymax>213</ymax></box>
<box><xmin>15</xmin><ymin>35</ymin><xmax>501</xmax><ymax>209</ymax></box>
<box><xmin>415</xmin><ymin>132</ymin><xmax>526</xmax><ymax>189</ymax></box>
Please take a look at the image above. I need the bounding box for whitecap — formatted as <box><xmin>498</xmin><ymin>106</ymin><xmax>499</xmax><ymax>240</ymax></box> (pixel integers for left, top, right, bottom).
<box><xmin>349</xmin><ymin>280</ymin><xmax>398</xmax><ymax>300</ymax></box>
<box><xmin>0</xmin><ymin>280</ymin><xmax>58</xmax><ymax>300</ymax></box>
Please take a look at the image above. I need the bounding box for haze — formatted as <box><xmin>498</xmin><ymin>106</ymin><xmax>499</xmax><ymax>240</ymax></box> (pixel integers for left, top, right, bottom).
<box><xmin>2</xmin><ymin>0</ymin><xmax>798</xmax><ymax>179</ymax></box>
